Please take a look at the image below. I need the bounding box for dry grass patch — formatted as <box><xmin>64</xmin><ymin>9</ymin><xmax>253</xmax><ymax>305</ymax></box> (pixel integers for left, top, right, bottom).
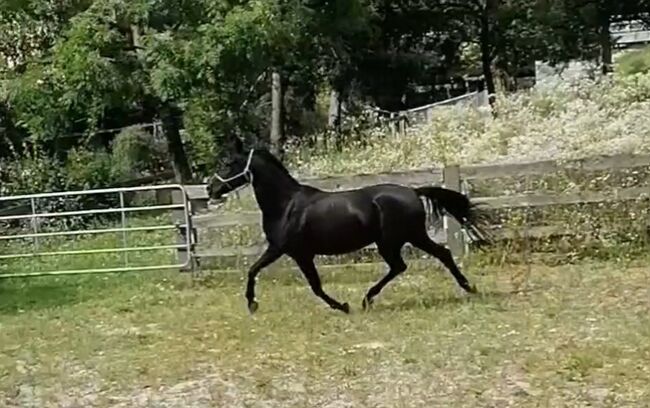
<box><xmin>1</xmin><ymin>260</ymin><xmax>650</xmax><ymax>407</ymax></box>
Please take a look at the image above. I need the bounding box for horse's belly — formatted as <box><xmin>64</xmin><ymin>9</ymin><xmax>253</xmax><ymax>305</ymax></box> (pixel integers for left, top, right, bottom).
<box><xmin>306</xmin><ymin>217</ymin><xmax>374</xmax><ymax>255</ymax></box>
<box><xmin>314</xmin><ymin>236</ymin><xmax>373</xmax><ymax>255</ymax></box>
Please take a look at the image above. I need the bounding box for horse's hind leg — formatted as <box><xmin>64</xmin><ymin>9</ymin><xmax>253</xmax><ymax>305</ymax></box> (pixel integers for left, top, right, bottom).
<box><xmin>362</xmin><ymin>244</ymin><xmax>407</xmax><ymax>310</ymax></box>
<box><xmin>410</xmin><ymin>232</ymin><xmax>477</xmax><ymax>294</ymax></box>
<box><xmin>246</xmin><ymin>246</ymin><xmax>283</xmax><ymax>313</ymax></box>
<box><xmin>294</xmin><ymin>256</ymin><xmax>350</xmax><ymax>314</ymax></box>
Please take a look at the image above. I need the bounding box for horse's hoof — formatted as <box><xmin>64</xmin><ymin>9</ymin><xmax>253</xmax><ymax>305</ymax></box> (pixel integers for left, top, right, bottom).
<box><xmin>362</xmin><ymin>297</ymin><xmax>373</xmax><ymax>311</ymax></box>
<box><xmin>340</xmin><ymin>302</ymin><xmax>351</xmax><ymax>314</ymax></box>
<box><xmin>461</xmin><ymin>282</ymin><xmax>478</xmax><ymax>294</ymax></box>
<box><xmin>248</xmin><ymin>300</ymin><xmax>259</xmax><ymax>314</ymax></box>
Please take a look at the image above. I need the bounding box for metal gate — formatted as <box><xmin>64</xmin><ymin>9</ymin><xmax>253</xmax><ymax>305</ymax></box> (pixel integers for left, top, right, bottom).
<box><xmin>0</xmin><ymin>184</ymin><xmax>193</xmax><ymax>278</ymax></box>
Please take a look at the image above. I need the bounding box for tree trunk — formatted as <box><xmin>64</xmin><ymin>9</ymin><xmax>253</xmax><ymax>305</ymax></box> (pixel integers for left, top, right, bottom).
<box><xmin>160</xmin><ymin>102</ymin><xmax>193</xmax><ymax>183</ymax></box>
<box><xmin>599</xmin><ymin>12</ymin><xmax>613</xmax><ymax>74</ymax></box>
<box><xmin>270</xmin><ymin>71</ymin><xmax>283</xmax><ymax>157</ymax></box>
<box><xmin>479</xmin><ymin>11</ymin><xmax>497</xmax><ymax>114</ymax></box>
<box><xmin>328</xmin><ymin>88</ymin><xmax>342</xmax><ymax>131</ymax></box>
<box><xmin>130</xmin><ymin>24</ymin><xmax>193</xmax><ymax>183</ymax></box>
<box><xmin>1</xmin><ymin>108</ymin><xmax>16</xmax><ymax>159</ymax></box>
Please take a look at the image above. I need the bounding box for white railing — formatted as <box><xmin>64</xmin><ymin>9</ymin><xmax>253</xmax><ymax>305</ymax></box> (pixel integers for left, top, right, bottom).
<box><xmin>0</xmin><ymin>184</ymin><xmax>192</xmax><ymax>278</ymax></box>
<box><xmin>612</xmin><ymin>19</ymin><xmax>650</xmax><ymax>46</ymax></box>
<box><xmin>366</xmin><ymin>90</ymin><xmax>490</xmax><ymax>135</ymax></box>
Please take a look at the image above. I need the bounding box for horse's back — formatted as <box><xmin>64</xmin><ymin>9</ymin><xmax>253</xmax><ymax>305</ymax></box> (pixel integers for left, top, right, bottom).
<box><xmin>287</xmin><ymin>184</ymin><xmax>425</xmax><ymax>255</ymax></box>
<box><xmin>362</xmin><ymin>184</ymin><xmax>424</xmax><ymax>213</ymax></box>
<box><xmin>362</xmin><ymin>184</ymin><xmax>427</xmax><ymax>233</ymax></box>
<box><xmin>290</xmin><ymin>188</ymin><xmax>378</xmax><ymax>254</ymax></box>
<box><xmin>304</xmin><ymin>184</ymin><xmax>423</xmax><ymax>222</ymax></box>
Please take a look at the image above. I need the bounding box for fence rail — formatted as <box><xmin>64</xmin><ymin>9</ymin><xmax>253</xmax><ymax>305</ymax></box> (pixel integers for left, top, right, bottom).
<box><xmin>185</xmin><ymin>152</ymin><xmax>650</xmax><ymax>268</ymax></box>
<box><xmin>5</xmin><ymin>152</ymin><xmax>649</xmax><ymax>275</ymax></box>
<box><xmin>0</xmin><ymin>184</ymin><xmax>192</xmax><ymax>278</ymax></box>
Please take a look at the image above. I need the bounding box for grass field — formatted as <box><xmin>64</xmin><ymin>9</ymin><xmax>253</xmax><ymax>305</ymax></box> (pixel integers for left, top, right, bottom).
<box><xmin>3</xmin><ymin>64</ymin><xmax>650</xmax><ymax>408</ymax></box>
<box><xmin>1</xmin><ymin>256</ymin><xmax>650</xmax><ymax>407</ymax></box>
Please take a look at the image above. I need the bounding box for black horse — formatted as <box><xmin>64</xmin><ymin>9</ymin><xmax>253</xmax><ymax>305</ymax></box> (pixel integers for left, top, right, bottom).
<box><xmin>207</xmin><ymin>142</ymin><xmax>491</xmax><ymax>314</ymax></box>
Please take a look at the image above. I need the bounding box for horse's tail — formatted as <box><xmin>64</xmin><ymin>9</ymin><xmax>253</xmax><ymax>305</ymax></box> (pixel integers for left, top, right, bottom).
<box><xmin>414</xmin><ymin>186</ymin><xmax>493</xmax><ymax>247</ymax></box>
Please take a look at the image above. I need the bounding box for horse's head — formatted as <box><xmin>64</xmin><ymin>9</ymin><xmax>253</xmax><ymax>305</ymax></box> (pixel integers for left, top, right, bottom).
<box><xmin>205</xmin><ymin>139</ymin><xmax>297</xmax><ymax>203</ymax></box>
<box><xmin>205</xmin><ymin>138</ymin><xmax>255</xmax><ymax>201</ymax></box>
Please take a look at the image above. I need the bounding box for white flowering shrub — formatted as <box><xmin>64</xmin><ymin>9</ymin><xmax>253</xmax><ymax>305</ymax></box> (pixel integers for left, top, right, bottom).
<box><xmin>285</xmin><ymin>72</ymin><xmax>650</xmax><ymax>176</ymax></box>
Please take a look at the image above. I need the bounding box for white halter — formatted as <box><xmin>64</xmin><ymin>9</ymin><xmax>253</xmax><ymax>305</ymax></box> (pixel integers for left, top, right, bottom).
<box><xmin>208</xmin><ymin>149</ymin><xmax>255</xmax><ymax>193</ymax></box>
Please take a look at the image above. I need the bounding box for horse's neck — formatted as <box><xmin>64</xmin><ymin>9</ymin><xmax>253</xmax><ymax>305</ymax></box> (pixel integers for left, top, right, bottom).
<box><xmin>251</xmin><ymin>167</ymin><xmax>300</xmax><ymax>219</ymax></box>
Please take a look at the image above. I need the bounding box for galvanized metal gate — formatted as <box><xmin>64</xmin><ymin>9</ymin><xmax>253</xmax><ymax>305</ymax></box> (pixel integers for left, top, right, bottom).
<box><xmin>0</xmin><ymin>185</ymin><xmax>193</xmax><ymax>278</ymax></box>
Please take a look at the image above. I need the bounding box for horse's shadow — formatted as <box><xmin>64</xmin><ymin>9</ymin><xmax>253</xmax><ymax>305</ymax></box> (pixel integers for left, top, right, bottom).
<box><xmin>371</xmin><ymin>288</ymin><xmax>529</xmax><ymax>312</ymax></box>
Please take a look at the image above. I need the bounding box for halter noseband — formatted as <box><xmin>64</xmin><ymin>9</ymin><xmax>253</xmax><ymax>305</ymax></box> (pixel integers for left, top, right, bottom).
<box><xmin>210</xmin><ymin>149</ymin><xmax>255</xmax><ymax>191</ymax></box>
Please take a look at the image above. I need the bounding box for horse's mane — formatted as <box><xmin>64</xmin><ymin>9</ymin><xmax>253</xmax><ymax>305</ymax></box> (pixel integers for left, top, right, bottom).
<box><xmin>255</xmin><ymin>148</ymin><xmax>297</xmax><ymax>181</ymax></box>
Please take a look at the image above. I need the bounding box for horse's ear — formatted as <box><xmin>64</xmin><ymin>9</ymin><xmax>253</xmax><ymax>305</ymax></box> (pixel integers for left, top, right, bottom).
<box><xmin>233</xmin><ymin>137</ymin><xmax>244</xmax><ymax>154</ymax></box>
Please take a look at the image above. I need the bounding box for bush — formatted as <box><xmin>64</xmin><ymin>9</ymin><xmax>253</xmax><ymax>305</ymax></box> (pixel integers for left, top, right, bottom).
<box><xmin>1</xmin><ymin>143</ymin><xmax>140</xmax><ymax>231</ymax></box>
<box><xmin>64</xmin><ymin>147</ymin><xmax>116</xmax><ymax>190</ymax></box>
<box><xmin>0</xmin><ymin>143</ymin><xmax>65</xmax><ymax>196</ymax></box>
<box><xmin>284</xmin><ymin>71</ymin><xmax>650</xmax><ymax>176</ymax></box>
<box><xmin>110</xmin><ymin>125</ymin><xmax>169</xmax><ymax>181</ymax></box>
<box><xmin>616</xmin><ymin>46</ymin><xmax>650</xmax><ymax>77</ymax></box>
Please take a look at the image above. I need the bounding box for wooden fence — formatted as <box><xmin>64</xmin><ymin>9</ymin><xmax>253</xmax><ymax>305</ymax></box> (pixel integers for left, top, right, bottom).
<box><xmin>178</xmin><ymin>153</ymin><xmax>650</xmax><ymax>271</ymax></box>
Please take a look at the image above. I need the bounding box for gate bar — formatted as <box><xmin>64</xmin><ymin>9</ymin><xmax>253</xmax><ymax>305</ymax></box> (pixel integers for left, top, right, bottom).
<box><xmin>30</xmin><ymin>197</ymin><xmax>39</xmax><ymax>254</ymax></box>
<box><xmin>0</xmin><ymin>203</ymin><xmax>184</xmax><ymax>222</ymax></box>
<box><xmin>0</xmin><ymin>244</ymin><xmax>187</xmax><ymax>260</ymax></box>
<box><xmin>4</xmin><ymin>264</ymin><xmax>189</xmax><ymax>279</ymax></box>
<box><xmin>0</xmin><ymin>184</ymin><xmax>193</xmax><ymax>278</ymax></box>
<box><xmin>0</xmin><ymin>224</ymin><xmax>182</xmax><ymax>241</ymax></box>
<box><xmin>119</xmin><ymin>190</ymin><xmax>129</xmax><ymax>267</ymax></box>
<box><xmin>0</xmin><ymin>184</ymin><xmax>185</xmax><ymax>201</ymax></box>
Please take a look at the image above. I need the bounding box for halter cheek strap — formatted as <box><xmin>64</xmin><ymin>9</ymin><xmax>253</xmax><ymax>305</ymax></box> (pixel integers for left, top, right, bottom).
<box><xmin>210</xmin><ymin>149</ymin><xmax>255</xmax><ymax>190</ymax></box>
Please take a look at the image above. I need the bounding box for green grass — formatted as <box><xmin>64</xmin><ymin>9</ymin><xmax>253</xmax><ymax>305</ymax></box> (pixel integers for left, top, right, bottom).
<box><xmin>0</xmin><ymin>214</ymin><xmax>180</xmax><ymax>277</ymax></box>
<box><xmin>3</xmin><ymin>176</ymin><xmax>650</xmax><ymax>406</ymax></box>
<box><xmin>616</xmin><ymin>46</ymin><xmax>650</xmax><ymax>77</ymax></box>
<box><xmin>1</xmin><ymin>256</ymin><xmax>650</xmax><ymax>407</ymax></box>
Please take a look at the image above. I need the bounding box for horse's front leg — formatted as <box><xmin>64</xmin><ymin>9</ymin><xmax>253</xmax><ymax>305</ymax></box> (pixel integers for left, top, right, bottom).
<box><xmin>245</xmin><ymin>246</ymin><xmax>283</xmax><ymax>313</ymax></box>
<box><xmin>293</xmin><ymin>256</ymin><xmax>350</xmax><ymax>314</ymax></box>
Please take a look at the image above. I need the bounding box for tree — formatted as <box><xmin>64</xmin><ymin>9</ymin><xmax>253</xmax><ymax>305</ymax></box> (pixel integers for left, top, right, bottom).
<box><xmin>1</xmin><ymin>0</ymin><xmax>93</xmax><ymax>159</ymax></box>
<box><xmin>9</xmin><ymin>0</ymin><xmax>640</xmax><ymax>181</ymax></box>
<box><xmin>4</xmin><ymin>0</ymin><xmax>285</xmax><ymax>180</ymax></box>
<box><xmin>554</xmin><ymin>0</ymin><xmax>650</xmax><ymax>73</ymax></box>
<box><xmin>300</xmin><ymin>0</ymin><xmax>376</xmax><ymax>126</ymax></box>
<box><xmin>352</xmin><ymin>0</ymin><xmax>466</xmax><ymax>110</ymax></box>
<box><xmin>0</xmin><ymin>0</ymin><xmax>93</xmax><ymax>73</ymax></box>
<box><xmin>422</xmin><ymin>0</ymin><xmax>565</xmax><ymax>107</ymax></box>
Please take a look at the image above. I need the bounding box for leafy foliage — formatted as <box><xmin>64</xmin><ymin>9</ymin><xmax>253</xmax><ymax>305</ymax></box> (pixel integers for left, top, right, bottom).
<box><xmin>2</xmin><ymin>0</ymin><xmax>650</xmax><ymax>197</ymax></box>
<box><xmin>283</xmin><ymin>71</ymin><xmax>650</xmax><ymax>176</ymax></box>
<box><xmin>110</xmin><ymin>125</ymin><xmax>169</xmax><ymax>181</ymax></box>
<box><xmin>616</xmin><ymin>46</ymin><xmax>650</xmax><ymax>76</ymax></box>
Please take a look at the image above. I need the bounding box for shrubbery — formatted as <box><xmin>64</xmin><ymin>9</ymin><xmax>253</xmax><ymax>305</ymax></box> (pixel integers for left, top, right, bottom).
<box><xmin>616</xmin><ymin>46</ymin><xmax>650</xmax><ymax>77</ymax></box>
<box><xmin>0</xmin><ymin>125</ymin><xmax>169</xmax><ymax>196</ymax></box>
<box><xmin>0</xmin><ymin>126</ymin><xmax>170</xmax><ymax>231</ymax></box>
<box><xmin>285</xmin><ymin>71</ymin><xmax>650</xmax><ymax>176</ymax></box>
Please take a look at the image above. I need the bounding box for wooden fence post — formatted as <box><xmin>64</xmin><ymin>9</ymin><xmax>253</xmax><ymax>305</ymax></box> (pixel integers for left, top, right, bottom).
<box><xmin>443</xmin><ymin>165</ymin><xmax>466</xmax><ymax>260</ymax></box>
<box><xmin>398</xmin><ymin>114</ymin><xmax>406</xmax><ymax>135</ymax></box>
<box><xmin>270</xmin><ymin>71</ymin><xmax>283</xmax><ymax>155</ymax></box>
<box><xmin>172</xmin><ymin>188</ymin><xmax>197</xmax><ymax>274</ymax></box>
